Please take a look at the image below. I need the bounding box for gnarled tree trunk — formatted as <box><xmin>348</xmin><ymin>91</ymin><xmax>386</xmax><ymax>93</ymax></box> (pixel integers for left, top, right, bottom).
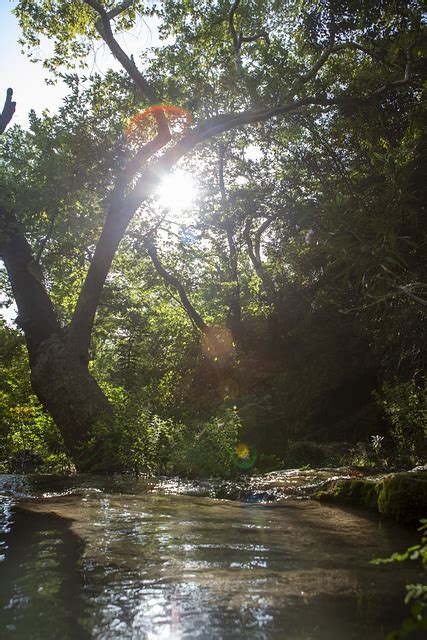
<box><xmin>30</xmin><ymin>335</ymin><xmax>112</xmax><ymax>459</ymax></box>
<box><xmin>0</xmin><ymin>202</ymin><xmax>112</xmax><ymax>463</ymax></box>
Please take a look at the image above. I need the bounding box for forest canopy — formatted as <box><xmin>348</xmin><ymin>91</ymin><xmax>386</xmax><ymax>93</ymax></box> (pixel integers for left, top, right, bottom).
<box><xmin>0</xmin><ymin>0</ymin><xmax>425</xmax><ymax>475</ymax></box>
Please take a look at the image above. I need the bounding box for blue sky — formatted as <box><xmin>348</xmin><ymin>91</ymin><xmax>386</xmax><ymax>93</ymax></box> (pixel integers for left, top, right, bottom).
<box><xmin>0</xmin><ymin>1</ymin><xmax>66</xmax><ymax>127</ymax></box>
<box><xmin>0</xmin><ymin>1</ymin><xmax>161</xmax><ymax>128</ymax></box>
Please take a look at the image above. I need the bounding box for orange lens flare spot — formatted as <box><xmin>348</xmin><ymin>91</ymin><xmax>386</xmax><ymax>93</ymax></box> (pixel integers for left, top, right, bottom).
<box><xmin>126</xmin><ymin>104</ymin><xmax>192</xmax><ymax>144</ymax></box>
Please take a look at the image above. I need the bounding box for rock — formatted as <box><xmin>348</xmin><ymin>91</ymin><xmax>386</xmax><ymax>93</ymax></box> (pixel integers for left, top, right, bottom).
<box><xmin>314</xmin><ymin>471</ymin><xmax>427</xmax><ymax>526</ymax></box>
<box><xmin>377</xmin><ymin>473</ymin><xmax>427</xmax><ymax>525</ymax></box>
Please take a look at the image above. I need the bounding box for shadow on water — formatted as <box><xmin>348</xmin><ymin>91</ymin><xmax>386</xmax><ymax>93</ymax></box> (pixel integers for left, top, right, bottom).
<box><xmin>0</xmin><ymin>506</ymin><xmax>89</xmax><ymax>640</ymax></box>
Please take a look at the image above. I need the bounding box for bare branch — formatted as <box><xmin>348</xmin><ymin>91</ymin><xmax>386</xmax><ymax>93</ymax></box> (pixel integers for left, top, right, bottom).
<box><xmin>397</xmin><ymin>283</ymin><xmax>427</xmax><ymax>307</ymax></box>
<box><xmin>0</xmin><ymin>88</ymin><xmax>16</xmax><ymax>134</ymax></box>
<box><xmin>370</xmin><ymin>47</ymin><xmax>413</xmax><ymax>97</ymax></box>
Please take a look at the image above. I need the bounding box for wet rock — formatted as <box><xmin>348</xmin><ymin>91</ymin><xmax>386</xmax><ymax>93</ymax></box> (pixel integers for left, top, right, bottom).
<box><xmin>314</xmin><ymin>470</ymin><xmax>427</xmax><ymax>526</ymax></box>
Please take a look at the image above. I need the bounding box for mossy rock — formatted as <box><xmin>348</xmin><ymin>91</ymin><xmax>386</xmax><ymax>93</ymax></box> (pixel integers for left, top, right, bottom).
<box><xmin>377</xmin><ymin>473</ymin><xmax>427</xmax><ymax>526</ymax></box>
<box><xmin>315</xmin><ymin>478</ymin><xmax>380</xmax><ymax>510</ymax></box>
<box><xmin>314</xmin><ymin>472</ymin><xmax>427</xmax><ymax>526</ymax></box>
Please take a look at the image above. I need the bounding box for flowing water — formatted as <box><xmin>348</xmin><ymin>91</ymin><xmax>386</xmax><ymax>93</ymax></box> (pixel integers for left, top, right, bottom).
<box><xmin>0</xmin><ymin>472</ymin><xmax>423</xmax><ymax>639</ymax></box>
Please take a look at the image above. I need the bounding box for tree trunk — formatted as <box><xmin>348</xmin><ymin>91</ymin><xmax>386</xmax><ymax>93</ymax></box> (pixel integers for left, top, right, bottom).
<box><xmin>218</xmin><ymin>144</ymin><xmax>246</xmax><ymax>350</ymax></box>
<box><xmin>244</xmin><ymin>217</ymin><xmax>282</xmax><ymax>351</ymax></box>
<box><xmin>30</xmin><ymin>334</ymin><xmax>112</xmax><ymax>462</ymax></box>
<box><xmin>1</xmin><ymin>204</ymin><xmax>112</xmax><ymax>465</ymax></box>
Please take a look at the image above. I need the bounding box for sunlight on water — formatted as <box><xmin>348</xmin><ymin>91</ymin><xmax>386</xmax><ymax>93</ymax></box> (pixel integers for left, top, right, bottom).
<box><xmin>0</xmin><ymin>474</ymin><xmax>422</xmax><ymax>639</ymax></box>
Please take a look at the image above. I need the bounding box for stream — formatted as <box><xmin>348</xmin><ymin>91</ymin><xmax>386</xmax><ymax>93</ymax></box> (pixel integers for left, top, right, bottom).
<box><xmin>0</xmin><ymin>471</ymin><xmax>423</xmax><ymax>639</ymax></box>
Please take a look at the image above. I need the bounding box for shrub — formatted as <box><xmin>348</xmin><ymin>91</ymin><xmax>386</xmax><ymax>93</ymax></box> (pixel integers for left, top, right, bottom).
<box><xmin>0</xmin><ymin>393</ymin><xmax>68</xmax><ymax>472</ymax></box>
<box><xmin>374</xmin><ymin>379</ymin><xmax>426</xmax><ymax>467</ymax></box>
<box><xmin>371</xmin><ymin>520</ymin><xmax>427</xmax><ymax>639</ymax></box>
<box><xmin>168</xmin><ymin>410</ymin><xmax>241</xmax><ymax>478</ymax></box>
<box><xmin>77</xmin><ymin>401</ymin><xmax>176</xmax><ymax>474</ymax></box>
<box><xmin>283</xmin><ymin>440</ymin><xmax>350</xmax><ymax>468</ymax></box>
<box><xmin>78</xmin><ymin>398</ymin><xmax>241</xmax><ymax>477</ymax></box>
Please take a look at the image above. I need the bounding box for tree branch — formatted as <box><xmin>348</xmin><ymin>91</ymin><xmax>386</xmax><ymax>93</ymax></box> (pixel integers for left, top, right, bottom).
<box><xmin>0</xmin><ymin>87</ymin><xmax>60</xmax><ymax>355</ymax></box>
<box><xmin>0</xmin><ymin>88</ymin><xmax>16</xmax><ymax>135</ymax></box>
<box><xmin>106</xmin><ymin>0</ymin><xmax>135</xmax><ymax>21</ymax></box>
<box><xmin>218</xmin><ymin>143</ymin><xmax>244</xmax><ymax>347</ymax></box>
<box><xmin>228</xmin><ymin>0</ymin><xmax>269</xmax><ymax>85</ymax></box>
<box><xmin>144</xmin><ymin>237</ymin><xmax>208</xmax><ymax>332</ymax></box>
<box><xmin>228</xmin><ymin>0</ymin><xmax>241</xmax><ymax>55</ymax></box>
<box><xmin>218</xmin><ymin>142</ymin><xmax>227</xmax><ymax>206</ymax></box>
<box><xmin>83</xmin><ymin>0</ymin><xmax>170</xmax><ymax>138</ymax></box>
<box><xmin>69</xmin><ymin>49</ymin><xmax>414</xmax><ymax>359</ymax></box>
<box><xmin>285</xmin><ymin>41</ymin><xmax>410</xmax><ymax>101</ymax></box>
<box><xmin>240</xmin><ymin>30</ymin><xmax>270</xmax><ymax>45</ymax></box>
<box><xmin>124</xmin><ymin>126</ymin><xmax>172</xmax><ymax>177</ymax></box>
<box><xmin>0</xmin><ymin>206</ymin><xmax>61</xmax><ymax>357</ymax></box>
<box><xmin>35</xmin><ymin>208</ymin><xmax>59</xmax><ymax>263</ymax></box>
<box><xmin>244</xmin><ymin>216</ymin><xmax>277</xmax><ymax>302</ymax></box>
<box><xmin>254</xmin><ymin>215</ymin><xmax>275</xmax><ymax>262</ymax></box>
<box><xmin>84</xmin><ymin>0</ymin><xmax>156</xmax><ymax>102</ymax></box>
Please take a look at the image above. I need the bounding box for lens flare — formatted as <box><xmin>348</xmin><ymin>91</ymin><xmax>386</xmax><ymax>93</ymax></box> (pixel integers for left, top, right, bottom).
<box><xmin>233</xmin><ymin>442</ymin><xmax>257</xmax><ymax>469</ymax></box>
<box><xmin>126</xmin><ymin>104</ymin><xmax>192</xmax><ymax>145</ymax></box>
<box><xmin>220</xmin><ymin>378</ymin><xmax>240</xmax><ymax>401</ymax></box>
<box><xmin>201</xmin><ymin>325</ymin><xmax>234</xmax><ymax>364</ymax></box>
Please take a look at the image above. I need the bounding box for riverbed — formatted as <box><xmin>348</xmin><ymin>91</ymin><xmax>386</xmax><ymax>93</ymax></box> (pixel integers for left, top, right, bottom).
<box><xmin>0</xmin><ymin>472</ymin><xmax>423</xmax><ymax>639</ymax></box>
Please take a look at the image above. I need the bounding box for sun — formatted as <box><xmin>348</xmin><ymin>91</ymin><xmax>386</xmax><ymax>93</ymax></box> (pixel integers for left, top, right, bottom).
<box><xmin>157</xmin><ymin>170</ymin><xmax>198</xmax><ymax>213</ymax></box>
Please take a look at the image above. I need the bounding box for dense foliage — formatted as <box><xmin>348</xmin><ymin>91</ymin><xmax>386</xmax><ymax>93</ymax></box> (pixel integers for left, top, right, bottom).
<box><xmin>372</xmin><ymin>519</ymin><xmax>427</xmax><ymax>639</ymax></box>
<box><xmin>0</xmin><ymin>0</ymin><xmax>425</xmax><ymax>475</ymax></box>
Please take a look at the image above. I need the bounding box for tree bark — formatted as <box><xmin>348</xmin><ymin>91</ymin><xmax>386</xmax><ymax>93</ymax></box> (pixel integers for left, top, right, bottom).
<box><xmin>0</xmin><ymin>204</ymin><xmax>112</xmax><ymax>462</ymax></box>
<box><xmin>30</xmin><ymin>335</ymin><xmax>112</xmax><ymax>461</ymax></box>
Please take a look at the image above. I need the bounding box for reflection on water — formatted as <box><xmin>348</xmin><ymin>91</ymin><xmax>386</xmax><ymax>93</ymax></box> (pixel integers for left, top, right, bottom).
<box><xmin>0</xmin><ymin>475</ymin><xmax>423</xmax><ymax>639</ymax></box>
<box><xmin>0</xmin><ymin>505</ymin><xmax>88</xmax><ymax>639</ymax></box>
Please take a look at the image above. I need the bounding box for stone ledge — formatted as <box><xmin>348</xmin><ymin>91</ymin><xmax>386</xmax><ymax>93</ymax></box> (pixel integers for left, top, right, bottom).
<box><xmin>314</xmin><ymin>471</ymin><xmax>427</xmax><ymax>526</ymax></box>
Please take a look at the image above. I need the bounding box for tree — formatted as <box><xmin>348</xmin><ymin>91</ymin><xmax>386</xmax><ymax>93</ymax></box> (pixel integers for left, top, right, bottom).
<box><xmin>0</xmin><ymin>0</ymin><xmax>423</xmax><ymax>466</ymax></box>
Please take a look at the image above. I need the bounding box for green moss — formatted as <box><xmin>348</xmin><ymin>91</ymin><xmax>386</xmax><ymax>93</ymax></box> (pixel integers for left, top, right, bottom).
<box><xmin>315</xmin><ymin>479</ymin><xmax>379</xmax><ymax>510</ymax></box>
<box><xmin>314</xmin><ymin>472</ymin><xmax>427</xmax><ymax>526</ymax></box>
<box><xmin>377</xmin><ymin>473</ymin><xmax>427</xmax><ymax>526</ymax></box>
